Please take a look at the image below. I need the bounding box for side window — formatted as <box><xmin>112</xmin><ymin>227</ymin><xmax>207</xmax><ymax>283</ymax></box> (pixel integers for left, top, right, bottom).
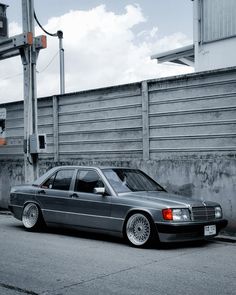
<box><xmin>51</xmin><ymin>169</ymin><xmax>74</xmax><ymax>191</ymax></box>
<box><xmin>41</xmin><ymin>174</ymin><xmax>55</xmax><ymax>189</ymax></box>
<box><xmin>75</xmin><ymin>170</ymin><xmax>104</xmax><ymax>193</ymax></box>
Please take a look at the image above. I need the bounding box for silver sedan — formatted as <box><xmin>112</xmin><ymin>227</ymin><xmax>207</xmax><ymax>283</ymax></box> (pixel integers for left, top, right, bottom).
<box><xmin>9</xmin><ymin>166</ymin><xmax>228</xmax><ymax>248</ymax></box>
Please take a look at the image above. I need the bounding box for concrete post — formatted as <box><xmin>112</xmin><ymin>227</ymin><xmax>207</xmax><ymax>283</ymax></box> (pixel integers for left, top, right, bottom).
<box><xmin>22</xmin><ymin>0</ymin><xmax>39</xmax><ymax>182</ymax></box>
<box><xmin>53</xmin><ymin>96</ymin><xmax>59</xmax><ymax>162</ymax></box>
<box><xmin>141</xmin><ymin>81</ymin><xmax>150</xmax><ymax>160</ymax></box>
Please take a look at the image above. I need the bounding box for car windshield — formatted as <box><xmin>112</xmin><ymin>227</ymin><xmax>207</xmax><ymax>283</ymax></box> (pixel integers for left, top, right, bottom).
<box><xmin>103</xmin><ymin>168</ymin><xmax>164</xmax><ymax>194</ymax></box>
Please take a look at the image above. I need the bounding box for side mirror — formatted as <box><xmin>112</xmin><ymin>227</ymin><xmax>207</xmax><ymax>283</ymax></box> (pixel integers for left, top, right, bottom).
<box><xmin>94</xmin><ymin>187</ymin><xmax>106</xmax><ymax>195</ymax></box>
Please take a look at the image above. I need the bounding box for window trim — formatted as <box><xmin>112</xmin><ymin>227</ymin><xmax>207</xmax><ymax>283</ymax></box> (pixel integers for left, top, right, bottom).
<box><xmin>41</xmin><ymin>168</ymin><xmax>76</xmax><ymax>191</ymax></box>
<box><xmin>73</xmin><ymin>168</ymin><xmax>113</xmax><ymax>196</ymax></box>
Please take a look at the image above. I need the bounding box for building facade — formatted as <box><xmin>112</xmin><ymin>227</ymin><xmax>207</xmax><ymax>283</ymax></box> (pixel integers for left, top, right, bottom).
<box><xmin>152</xmin><ymin>0</ymin><xmax>236</xmax><ymax>72</ymax></box>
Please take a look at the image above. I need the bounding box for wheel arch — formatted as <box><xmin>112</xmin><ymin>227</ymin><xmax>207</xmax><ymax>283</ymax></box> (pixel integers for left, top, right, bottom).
<box><xmin>122</xmin><ymin>208</ymin><xmax>155</xmax><ymax>236</ymax></box>
<box><xmin>22</xmin><ymin>200</ymin><xmax>42</xmax><ymax>219</ymax></box>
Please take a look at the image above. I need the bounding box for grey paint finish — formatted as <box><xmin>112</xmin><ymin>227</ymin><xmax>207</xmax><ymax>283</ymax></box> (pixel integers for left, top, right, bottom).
<box><xmin>0</xmin><ymin>67</ymin><xmax>236</xmax><ymax>234</ymax></box>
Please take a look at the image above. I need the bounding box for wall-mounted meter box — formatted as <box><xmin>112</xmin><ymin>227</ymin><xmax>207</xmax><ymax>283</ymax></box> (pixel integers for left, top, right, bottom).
<box><xmin>0</xmin><ymin>3</ymin><xmax>8</xmax><ymax>39</ymax></box>
<box><xmin>29</xmin><ymin>134</ymin><xmax>47</xmax><ymax>154</ymax></box>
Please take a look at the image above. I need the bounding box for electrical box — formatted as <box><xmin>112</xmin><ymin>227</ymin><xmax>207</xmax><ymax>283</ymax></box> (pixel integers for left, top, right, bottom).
<box><xmin>0</xmin><ymin>3</ymin><xmax>8</xmax><ymax>39</ymax></box>
<box><xmin>38</xmin><ymin>134</ymin><xmax>47</xmax><ymax>152</ymax></box>
<box><xmin>29</xmin><ymin>134</ymin><xmax>47</xmax><ymax>154</ymax></box>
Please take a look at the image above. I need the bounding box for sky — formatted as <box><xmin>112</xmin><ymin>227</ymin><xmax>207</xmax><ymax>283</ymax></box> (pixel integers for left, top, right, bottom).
<box><xmin>0</xmin><ymin>0</ymin><xmax>194</xmax><ymax>103</ymax></box>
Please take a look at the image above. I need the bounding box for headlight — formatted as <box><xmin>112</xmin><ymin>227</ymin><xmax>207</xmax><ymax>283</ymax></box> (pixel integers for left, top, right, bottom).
<box><xmin>215</xmin><ymin>206</ymin><xmax>222</xmax><ymax>219</ymax></box>
<box><xmin>162</xmin><ymin>208</ymin><xmax>191</xmax><ymax>221</ymax></box>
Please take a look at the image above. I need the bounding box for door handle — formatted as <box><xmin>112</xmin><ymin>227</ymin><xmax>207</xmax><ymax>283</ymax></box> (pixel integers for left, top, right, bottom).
<box><xmin>70</xmin><ymin>193</ymin><xmax>79</xmax><ymax>198</ymax></box>
<box><xmin>38</xmin><ymin>189</ymin><xmax>46</xmax><ymax>194</ymax></box>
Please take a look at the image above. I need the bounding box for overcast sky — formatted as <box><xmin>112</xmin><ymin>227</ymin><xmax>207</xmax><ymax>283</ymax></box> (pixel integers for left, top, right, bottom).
<box><xmin>0</xmin><ymin>0</ymin><xmax>193</xmax><ymax>103</ymax></box>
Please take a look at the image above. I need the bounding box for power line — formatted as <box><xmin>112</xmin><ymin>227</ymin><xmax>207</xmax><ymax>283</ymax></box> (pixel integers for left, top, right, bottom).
<box><xmin>34</xmin><ymin>11</ymin><xmax>57</xmax><ymax>37</ymax></box>
<box><xmin>34</xmin><ymin>9</ymin><xmax>65</xmax><ymax>94</ymax></box>
<box><xmin>0</xmin><ymin>72</ymin><xmax>23</xmax><ymax>81</ymax></box>
<box><xmin>0</xmin><ymin>51</ymin><xmax>59</xmax><ymax>81</ymax></box>
<box><xmin>37</xmin><ymin>51</ymin><xmax>59</xmax><ymax>73</ymax></box>
<box><xmin>34</xmin><ymin>11</ymin><xmax>63</xmax><ymax>39</ymax></box>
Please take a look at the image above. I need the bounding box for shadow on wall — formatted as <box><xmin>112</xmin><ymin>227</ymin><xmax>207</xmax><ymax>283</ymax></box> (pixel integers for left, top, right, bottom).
<box><xmin>0</xmin><ymin>161</ymin><xmax>24</xmax><ymax>209</ymax></box>
<box><xmin>0</xmin><ymin>158</ymin><xmax>235</xmax><ymax>235</ymax></box>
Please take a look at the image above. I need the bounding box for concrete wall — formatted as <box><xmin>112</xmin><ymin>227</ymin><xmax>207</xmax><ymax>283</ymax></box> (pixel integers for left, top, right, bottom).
<box><xmin>0</xmin><ymin>67</ymin><xmax>236</xmax><ymax>234</ymax></box>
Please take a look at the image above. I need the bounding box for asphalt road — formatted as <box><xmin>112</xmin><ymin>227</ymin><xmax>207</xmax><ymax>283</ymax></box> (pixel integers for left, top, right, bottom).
<box><xmin>0</xmin><ymin>214</ymin><xmax>236</xmax><ymax>295</ymax></box>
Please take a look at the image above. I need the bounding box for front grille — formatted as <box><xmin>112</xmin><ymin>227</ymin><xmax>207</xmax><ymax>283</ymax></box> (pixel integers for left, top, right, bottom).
<box><xmin>192</xmin><ymin>206</ymin><xmax>215</xmax><ymax>221</ymax></box>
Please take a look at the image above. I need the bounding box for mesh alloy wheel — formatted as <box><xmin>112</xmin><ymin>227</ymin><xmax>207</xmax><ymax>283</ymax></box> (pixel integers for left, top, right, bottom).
<box><xmin>22</xmin><ymin>203</ymin><xmax>40</xmax><ymax>229</ymax></box>
<box><xmin>126</xmin><ymin>213</ymin><xmax>152</xmax><ymax>247</ymax></box>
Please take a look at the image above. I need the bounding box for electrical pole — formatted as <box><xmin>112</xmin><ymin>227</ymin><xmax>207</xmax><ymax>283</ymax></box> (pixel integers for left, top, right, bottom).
<box><xmin>0</xmin><ymin>1</ymin><xmax>46</xmax><ymax>183</ymax></box>
<box><xmin>21</xmin><ymin>0</ymin><xmax>38</xmax><ymax>182</ymax></box>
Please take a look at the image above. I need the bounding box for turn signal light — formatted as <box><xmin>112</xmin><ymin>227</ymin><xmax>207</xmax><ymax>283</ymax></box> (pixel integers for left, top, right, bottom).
<box><xmin>162</xmin><ymin>208</ymin><xmax>173</xmax><ymax>220</ymax></box>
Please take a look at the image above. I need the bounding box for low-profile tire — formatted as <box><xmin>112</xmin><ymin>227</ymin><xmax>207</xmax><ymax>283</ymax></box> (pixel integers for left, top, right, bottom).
<box><xmin>22</xmin><ymin>203</ymin><xmax>44</xmax><ymax>231</ymax></box>
<box><xmin>125</xmin><ymin>213</ymin><xmax>155</xmax><ymax>248</ymax></box>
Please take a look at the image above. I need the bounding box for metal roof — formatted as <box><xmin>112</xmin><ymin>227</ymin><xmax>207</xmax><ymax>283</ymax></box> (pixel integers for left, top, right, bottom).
<box><xmin>151</xmin><ymin>44</ymin><xmax>194</xmax><ymax>67</ymax></box>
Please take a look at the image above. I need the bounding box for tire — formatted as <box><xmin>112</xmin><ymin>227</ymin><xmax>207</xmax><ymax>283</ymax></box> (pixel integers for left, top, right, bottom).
<box><xmin>22</xmin><ymin>203</ymin><xmax>43</xmax><ymax>230</ymax></box>
<box><xmin>125</xmin><ymin>213</ymin><xmax>155</xmax><ymax>247</ymax></box>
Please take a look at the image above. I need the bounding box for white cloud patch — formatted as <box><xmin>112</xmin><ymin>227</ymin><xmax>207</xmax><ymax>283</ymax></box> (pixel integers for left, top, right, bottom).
<box><xmin>0</xmin><ymin>5</ymin><xmax>193</xmax><ymax>103</ymax></box>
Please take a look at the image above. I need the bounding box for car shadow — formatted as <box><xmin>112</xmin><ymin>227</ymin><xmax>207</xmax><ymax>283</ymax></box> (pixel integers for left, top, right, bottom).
<box><xmin>152</xmin><ymin>239</ymin><xmax>210</xmax><ymax>250</ymax></box>
<box><xmin>11</xmin><ymin>222</ymin><xmax>126</xmax><ymax>246</ymax></box>
<box><xmin>9</xmin><ymin>221</ymin><xmax>212</xmax><ymax>250</ymax></box>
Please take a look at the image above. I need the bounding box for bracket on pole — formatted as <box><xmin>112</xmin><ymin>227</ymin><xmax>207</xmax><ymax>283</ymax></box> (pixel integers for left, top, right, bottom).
<box><xmin>0</xmin><ymin>32</ymin><xmax>46</xmax><ymax>61</ymax></box>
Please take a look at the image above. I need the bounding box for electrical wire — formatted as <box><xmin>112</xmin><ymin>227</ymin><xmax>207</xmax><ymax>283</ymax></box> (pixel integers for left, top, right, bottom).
<box><xmin>0</xmin><ymin>73</ymin><xmax>23</xmax><ymax>81</ymax></box>
<box><xmin>34</xmin><ymin>11</ymin><xmax>57</xmax><ymax>37</ymax></box>
<box><xmin>37</xmin><ymin>51</ymin><xmax>59</xmax><ymax>73</ymax></box>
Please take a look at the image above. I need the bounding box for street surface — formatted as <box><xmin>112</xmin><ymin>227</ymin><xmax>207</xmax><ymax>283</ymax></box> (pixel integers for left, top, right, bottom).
<box><xmin>0</xmin><ymin>214</ymin><xmax>236</xmax><ymax>295</ymax></box>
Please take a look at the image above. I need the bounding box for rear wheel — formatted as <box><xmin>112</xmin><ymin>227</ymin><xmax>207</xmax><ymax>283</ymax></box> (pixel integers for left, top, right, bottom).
<box><xmin>22</xmin><ymin>203</ymin><xmax>43</xmax><ymax>230</ymax></box>
<box><xmin>125</xmin><ymin>213</ymin><xmax>154</xmax><ymax>247</ymax></box>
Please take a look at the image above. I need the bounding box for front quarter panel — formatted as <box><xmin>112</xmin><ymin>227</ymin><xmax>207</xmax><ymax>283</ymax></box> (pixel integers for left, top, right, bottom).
<box><xmin>110</xmin><ymin>195</ymin><xmax>163</xmax><ymax>233</ymax></box>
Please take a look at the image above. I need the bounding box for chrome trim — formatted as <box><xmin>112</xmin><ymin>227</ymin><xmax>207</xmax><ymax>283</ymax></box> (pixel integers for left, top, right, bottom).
<box><xmin>13</xmin><ymin>192</ymin><xmax>35</xmax><ymax>197</ymax></box>
<box><xmin>9</xmin><ymin>204</ymin><xmax>23</xmax><ymax>208</ymax></box>
<box><xmin>42</xmin><ymin>208</ymin><xmax>124</xmax><ymax>221</ymax></box>
<box><xmin>36</xmin><ymin>193</ymin><xmax>111</xmax><ymax>204</ymax></box>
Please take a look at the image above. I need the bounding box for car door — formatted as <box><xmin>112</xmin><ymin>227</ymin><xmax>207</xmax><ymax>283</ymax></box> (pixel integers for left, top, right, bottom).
<box><xmin>66</xmin><ymin>168</ymin><xmax>112</xmax><ymax>230</ymax></box>
<box><xmin>35</xmin><ymin>168</ymin><xmax>76</xmax><ymax>225</ymax></box>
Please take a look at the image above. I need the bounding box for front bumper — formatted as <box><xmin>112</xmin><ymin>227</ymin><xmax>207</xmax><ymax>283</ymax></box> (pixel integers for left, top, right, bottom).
<box><xmin>155</xmin><ymin>219</ymin><xmax>228</xmax><ymax>243</ymax></box>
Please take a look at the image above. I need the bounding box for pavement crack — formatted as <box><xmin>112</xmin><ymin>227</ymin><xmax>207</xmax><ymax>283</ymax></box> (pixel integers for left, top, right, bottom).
<box><xmin>40</xmin><ymin>251</ymin><xmax>194</xmax><ymax>294</ymax></box>
<box><xmin>0</xmin><ymin>282</ymin><xmax>38</xmax><ymax>295</ymax></box>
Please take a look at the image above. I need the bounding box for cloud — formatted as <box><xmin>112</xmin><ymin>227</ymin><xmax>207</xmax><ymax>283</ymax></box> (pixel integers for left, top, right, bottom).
<box><xmin>0</xmin><ymin>5</ymin><xmax>193</xmax><ymax>103</ymax></box>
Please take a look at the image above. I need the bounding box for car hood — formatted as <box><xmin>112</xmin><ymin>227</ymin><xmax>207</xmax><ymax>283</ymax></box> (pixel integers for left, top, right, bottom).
<box><xmin>118</xmin><ymin>191</ymin><xmax>219</xmax><ymax>208</ymax></box>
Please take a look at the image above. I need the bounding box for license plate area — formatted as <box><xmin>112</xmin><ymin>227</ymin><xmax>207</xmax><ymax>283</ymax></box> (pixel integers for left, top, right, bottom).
<box><xmin>204</xmin><ymin>225</ymin><xmax>216</xmax><ymax>236</ymax></box>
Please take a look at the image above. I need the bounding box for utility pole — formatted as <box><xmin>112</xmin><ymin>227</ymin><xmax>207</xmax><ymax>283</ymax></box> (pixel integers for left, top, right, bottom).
<box><xmin>0</xmin><ymin>1</ymin><xmax>46</xmax><ymax>183</ymax></box>
<box><xmin>21</xmin><ymin>0</ymin><xmax>38</xmax><ymax>182</ymax></box>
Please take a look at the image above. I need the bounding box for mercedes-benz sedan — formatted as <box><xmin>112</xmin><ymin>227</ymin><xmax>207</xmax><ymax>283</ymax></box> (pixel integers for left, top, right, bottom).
<box><xmin>9</xmin><ymin>166</ymin><xmax>228</xmax><ymax>247</ymax></box>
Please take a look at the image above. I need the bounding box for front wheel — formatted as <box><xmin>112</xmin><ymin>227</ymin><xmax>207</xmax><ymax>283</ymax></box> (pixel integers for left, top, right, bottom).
<box><xmin>125</xmin><ymin>213</ymin><xmax>154</xmax><ymax>247</ymax></box>
<box><xmin>22</xmin><ymin>203</ymin><xmax>43</xmax><ymax>230</ymax></box>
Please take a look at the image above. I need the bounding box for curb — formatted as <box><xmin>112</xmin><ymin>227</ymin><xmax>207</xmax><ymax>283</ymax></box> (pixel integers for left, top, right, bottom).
<box><xmin>0</xmin><ymin>210</ymin><xmax>11</xmax><ymax>216</ymax></box>
<box><xmin>214</xmin><ymin>234</ymin><xmax>236</xmax><ymax>243</ymax></box>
